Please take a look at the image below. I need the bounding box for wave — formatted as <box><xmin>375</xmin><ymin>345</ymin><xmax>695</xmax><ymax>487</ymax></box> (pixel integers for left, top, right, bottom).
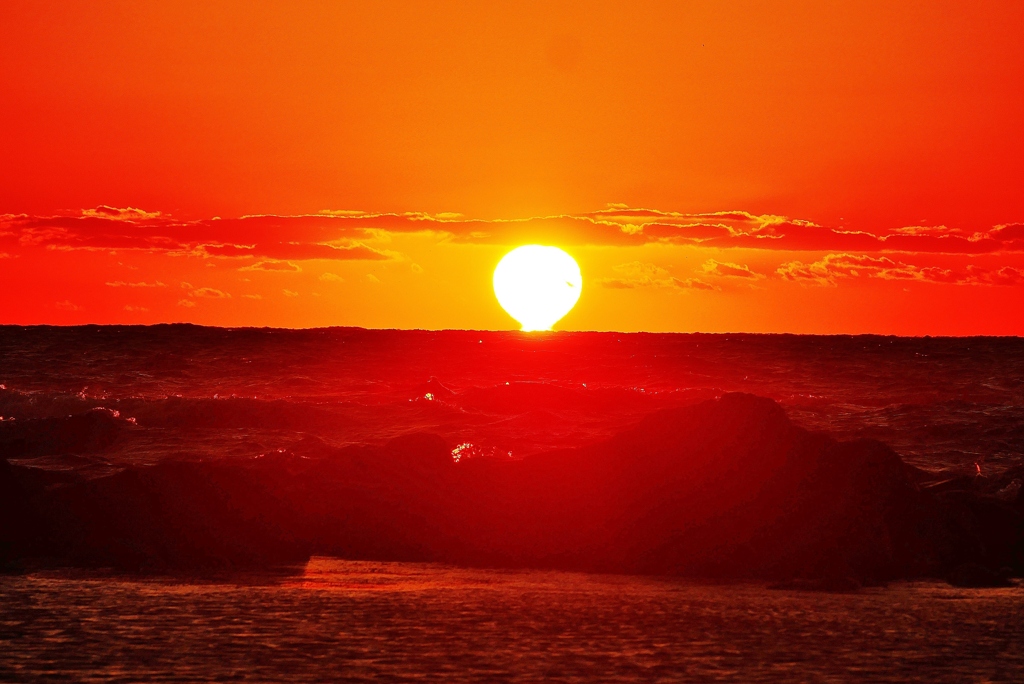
<box><xmin>3</xmin><ymin>394</ymin><xmax>1021</xmax><ymax>587</ymax></box>
<box><xmin>0</xmin><ymin>407</ymin><xmax>133</xmax><ymax>458</ymax></box>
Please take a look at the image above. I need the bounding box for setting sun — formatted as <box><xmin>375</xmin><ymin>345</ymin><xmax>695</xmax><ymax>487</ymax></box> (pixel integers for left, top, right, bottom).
<box><xmin>493</xmin><ymin>245</ymin><xmax>582</xmax><ymax>331</ymax></box>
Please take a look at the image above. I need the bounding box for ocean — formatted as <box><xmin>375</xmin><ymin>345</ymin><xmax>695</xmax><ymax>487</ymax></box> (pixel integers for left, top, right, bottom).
<box><xmin>2</xmin><ymin>559</ymin><xmax>1022</xmax><ymax>682</ymax></box>
<box><xmin>2</xmin><ymin>325</ymin><xmax>1023</xmax><ymax>681</ymax></box>
<box><xmin>3</xmin><ymin>325</ymin><xmax>1024</xmax><ymax>477</ymax></box>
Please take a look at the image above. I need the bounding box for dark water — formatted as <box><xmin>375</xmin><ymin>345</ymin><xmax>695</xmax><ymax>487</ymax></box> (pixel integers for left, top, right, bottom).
<box><xmin>2</xmin><ymin>325</ymin><xmax>1024</xmax><ymax>477</ymax></box>
<box><xmin>2</xmin><ymin>559</ymin><xmax>1022</xmax><ymax>682</ymax></box>
<box><xmin>3</xmin><ymin>326</ymin><xmax>1024</xmax><ymax>681</ymax></box>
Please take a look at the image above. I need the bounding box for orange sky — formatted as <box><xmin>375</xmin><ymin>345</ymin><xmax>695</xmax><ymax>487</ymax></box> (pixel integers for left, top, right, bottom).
<box><xmin>2</xmin><ymin>1</ymin><xmax>1023</xmax><ymax>333</ymax></box>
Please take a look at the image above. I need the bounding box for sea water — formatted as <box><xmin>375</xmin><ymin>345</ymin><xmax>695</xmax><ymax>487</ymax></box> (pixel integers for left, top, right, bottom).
<box><xmin>2</xmin><ymin>326</ymin><xmax>1023</xmax><ymax>680</ymax></box>
<box><xmin>1</xmin><ymin>559</ymin><xmax>1022</xmax><ymax>682</ymax></box>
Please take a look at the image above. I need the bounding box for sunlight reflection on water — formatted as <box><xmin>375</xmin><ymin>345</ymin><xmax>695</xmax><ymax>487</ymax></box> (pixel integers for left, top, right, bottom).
<box><xmin>1</xmin><ymin>558</ymin><xmax>1022</xmax><ymax>682</ymax></box>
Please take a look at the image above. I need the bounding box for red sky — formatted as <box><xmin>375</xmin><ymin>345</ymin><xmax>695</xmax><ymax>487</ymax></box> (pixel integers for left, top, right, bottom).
<box><xmin>2</xmin><ymin>1</ymin><xmax>1023</xmax><ymax>333</ymax></box>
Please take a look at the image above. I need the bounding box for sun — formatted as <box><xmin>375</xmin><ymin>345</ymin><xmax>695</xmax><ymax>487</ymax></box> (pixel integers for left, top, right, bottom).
<box><xmin>493</xmin><ymin>245</ymin><xmax>582</xmax><ymax>331</ymax></box>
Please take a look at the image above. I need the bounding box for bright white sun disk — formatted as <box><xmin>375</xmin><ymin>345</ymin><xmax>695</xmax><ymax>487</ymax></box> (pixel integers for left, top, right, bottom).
<box><xmin>493</xmin><ymin>245</ymin><xmax>582</xmax><ymax>331</ymax></box>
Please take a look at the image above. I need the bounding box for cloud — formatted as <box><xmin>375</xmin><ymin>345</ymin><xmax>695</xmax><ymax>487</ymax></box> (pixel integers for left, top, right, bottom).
<box><xmin>123</xmin><ymin>305</ymin><xmax>149</xmax><ymax>312</ymax></box>
<box><xmin>701</xmin><ymin>259</ymin><xmax>765</xmax><ymax>279</ymax></box>
<box><xmin>198</xmin><ymin>243</ymin><xmax>255</xmax><ymax>257</ymax></box>
<box><xmin>105</xmin><ymin>280</ymin><xmax>166</xmax><ymax>288</ymax></box>
<box><xmin>4</xmin><ymin>205</ymin><xmax>1024</xmax><ymax>258</ymax></box>
<box><xmin>177</xmin><ymin>299</ymin><xmax>196</xmax><ymax>308</ymax></box>
<box><xmin>777</xmin><ymin>254</ymin><xmax>1024</xmax><ymax>286</ymax></box>
<box><xmin>319</xmin><ymin>272</ymin><xmax>344</xmax><ymax>282</ymax></box>
<box><xmin>672</xmin><ymin>277</ymin><xmax>720</xmax><ymax>291</ymax></box>
<box><xmin>55</xmin><ymin>300</ymin><xmax>81</xmax><ymax>311</ymax></box>
<box><xmin>776</xmin><ymin>254</ymin><xmax>897</xmax><ymax>286</ymax></box>
<box><xmin>0</xmin><ymin>208</ymin><xmax>400</xmax><ymax>259</ymax></box>
<box><xmin>181</xmin><ymin>282</ymin><xmax>231</xmax><ymax>299</ymax></box>
<box><xmin>202</xmin><ymin>241</ymin><xmax>390</xmax><ymax>262</ymax></box>
<box><xmin>191</xmin><ymin>287</ymin><xmax>230</xmax><ymax>298</ymax></box>
<box><xmin>596</xmin><ymin>262</ymin><xmax>723</xmax><ymax>291</ymax></box>
<box><xmin>989</xmin><ymin>223</ymin><xmax>1024</xmax><ymax>242</ymax></box>
<box><xmin>238</xmin><ymin>260</ymin><xmax>301</xmax><ymax>272</ymax></box>
<box><xmin>873</xmin><ymin>264</ymin><xmax>959</xmax><ymax>283</ymax></box>
<box><xmin>282</xmin><ymin>289</ymin><xmax>299</xmax><ymax>297</ymax></box>
<box><xmin>970</xmin><ymin>265</ymin><xmax>1024</xmax><ymax>286</ymax></box>
<box><xmin>82</xmin><ymin>206</ymin><xmax>162</xmax><ymax>220</ymax></box>
<box><xmin>596</xmin><ymin>262</ymin><xmax>677</xmax><ymax>289</ymax></box>
<box><xmin>0</xmin><ymin>206</ymin><xmax>807</xmax><ymax>254</ymax></box>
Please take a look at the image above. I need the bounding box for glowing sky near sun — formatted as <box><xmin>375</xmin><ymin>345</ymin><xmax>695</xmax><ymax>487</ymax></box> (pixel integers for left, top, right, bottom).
<box><xmin>1</xmin><ymin>1</ymin><xmax>1023</xmax><ymax>333</ymax></box>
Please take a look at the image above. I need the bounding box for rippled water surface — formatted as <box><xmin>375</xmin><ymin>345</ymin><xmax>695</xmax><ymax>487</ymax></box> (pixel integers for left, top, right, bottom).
<box><xmin>3</xmin><ymin>327</ymin><xmax>1024</xmax><ymax>680</ymax></box>
<box><xmin>2</xmin><ymin>559</ymin><xmax>1022</xmax><ymax>682</ymax></box>
<box><xmin>3</xmin><ymin>326</ymin><xmax>1024</xmax><ymax>477</ymax></box>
